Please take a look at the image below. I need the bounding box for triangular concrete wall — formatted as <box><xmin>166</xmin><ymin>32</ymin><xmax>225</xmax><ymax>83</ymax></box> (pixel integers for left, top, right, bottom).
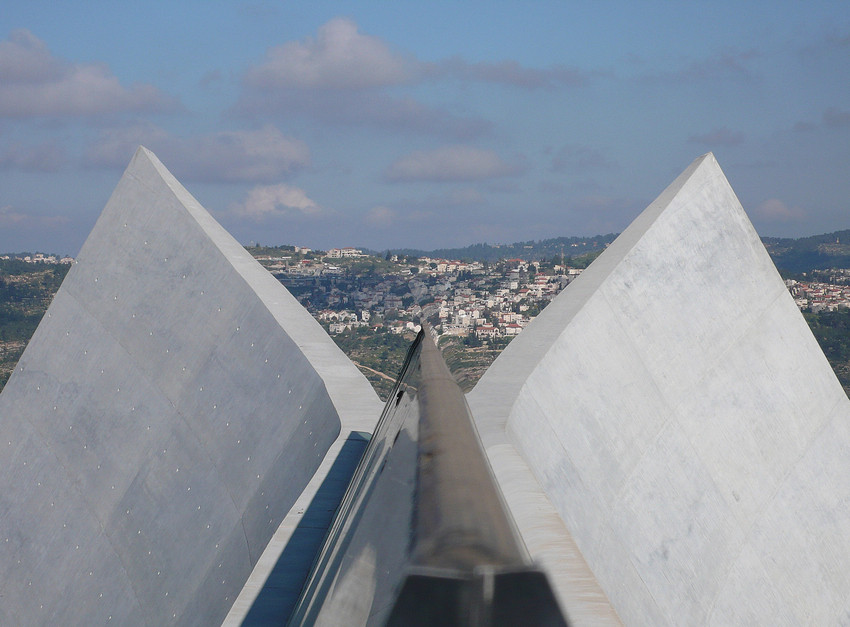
<box><xmin>470</xmin><ymin>153</ymin><xmax>850</xmax><ymax>624</ymax></box>
<box><xmin>0</xmin><ymin>147</ymin><xmax>380</xmax><ymax>625</ymax></box>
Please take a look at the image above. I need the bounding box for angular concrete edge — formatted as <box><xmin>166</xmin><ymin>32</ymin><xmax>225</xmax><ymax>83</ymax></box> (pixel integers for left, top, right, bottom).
<box><xmin>461</xmin><ymin>156</ymin><xmax>733</xmax><ymax>625</ymax></box>
<box><xmin>468</xmin><ymin>153</ymin><xmax>715</xmax><ymax>438</ymax></box>
<box><xmin>470</xmin><ymin>152</ymin><xmax>850</xmax><ymax>624</ymax></box>
<box><xmin>136</xmin><ymin>147</ymin><xmax>381</xmax><ymax>433</ymax></box>
<box><xmin>123</xmin><ymin>147</ymin><xmax>385</xmax><ymax>623</ymax></box>
<box><xmin>0</xmin><ymin>146</ymin><xmax>382</xmax><ymax>626</ymax></box>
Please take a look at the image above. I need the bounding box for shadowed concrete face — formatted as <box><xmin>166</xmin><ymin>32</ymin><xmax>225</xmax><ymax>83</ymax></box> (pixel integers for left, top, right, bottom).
<box><xmin>0</xmin><ymin>147</ymin><xmax>380</xmax><ymax>626</ymax></box>
<box><xmin>470</xmin><ymin>153</ymin><xmax>850</xmax><ymax>625</ymax></box>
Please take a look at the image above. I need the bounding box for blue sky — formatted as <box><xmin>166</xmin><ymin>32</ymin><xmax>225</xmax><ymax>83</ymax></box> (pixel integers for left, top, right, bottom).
<box><xmin>1</xmin><ymin>1</ymin><xmax>848</xmax><ymax>255</ymax></box>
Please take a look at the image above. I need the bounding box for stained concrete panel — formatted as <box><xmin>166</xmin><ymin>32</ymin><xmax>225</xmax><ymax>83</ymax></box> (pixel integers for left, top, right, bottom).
<box><xmin>469</xmin><ymin>153</ymin><xmax>850</xmax><ymax>624</ymax></box>
<box><xmin>0</xmin><ymin>147</ymin><xmax>380</xmax><ymax>625</ymax></box>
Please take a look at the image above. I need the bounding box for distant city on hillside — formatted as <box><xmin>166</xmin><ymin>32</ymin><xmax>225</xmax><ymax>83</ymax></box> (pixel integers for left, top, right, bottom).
<box><xmin>4</xmin><ymin>227</ymin><xmax>850</xmax><ymax>398</ymax></box>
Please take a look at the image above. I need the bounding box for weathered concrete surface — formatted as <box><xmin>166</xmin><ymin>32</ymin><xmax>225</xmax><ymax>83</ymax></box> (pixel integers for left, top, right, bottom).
<box><xmin>469</xmin><ymin>153</ymin><xmax>850</xmax><ymax>624</ymax></box>
<box><xmin>0</xmin><ymin>147</ymin><xmax>380</xmax><ymax>626</ymax></box>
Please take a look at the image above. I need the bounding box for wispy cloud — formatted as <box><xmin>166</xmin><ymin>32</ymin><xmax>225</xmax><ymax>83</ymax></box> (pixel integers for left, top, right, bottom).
<box><xmin>823</xmin><ymin>107</ymin><xmax>850</xmax><ymax>128</ymax></box>
<box><xmin>230</xmin><ymin>183</ymin><xmax>323</xmax><ymax>220</ymax></box>
<box><xmin>436</xmin><ymin>56</ymin><xmax>590</xmax><ymax>89</ymax></box>
<box><xmin>365</xmin><ymin>205</ymin><xmax>397</xmax><ymax>227</ymax></box>
<box><xmin>687</xmin><ymin>127</ymin><xmax>745</xmax><ymax>146</ymax></box>
<box><xmin>0</xmin><ymin>204</ymin><xmax>69</xmax><ymax>229</ymax></box>
<box><xmin>0</xmin><ymin>141</ymin><xmax>65</xmax><ymax>171</ymax></box>
<box><xmin>0</xmin><ymin>29</ymin><xmax>176</xmax><ymax>118</ymax></box>
<box><xmin>85</xmin><ymin>123</ymin><xmax>310</xmax><ymax>182</ymax></box>
<box><xmin>550</xmin><ymin>144</ymin><xmax>616</xmax><ymax>173</ymax></box>
<box><xmin>237</xmin><ymin>89</ymin><xmax>491</xmax><ymax>139</ymax></box>
<box><xmin>641</xmin><ymin>49</ymin><xmax>759</xmax><ymax>84</ymax></box>
<box><xmin>790</xmin><ymin>107</ymin><xmax>850</xmax><ymax>133</ymax></box>
<box><xmin>385</xmin><ymin>145</ymin><xmax>521</xmax><ymax>183</ymax></box>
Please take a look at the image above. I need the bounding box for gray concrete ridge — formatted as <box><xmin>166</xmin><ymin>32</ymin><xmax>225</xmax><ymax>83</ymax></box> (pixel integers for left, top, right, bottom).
<box><xmin>0</xmin><ymin>147</ymin><xmax>380</xmax><ymax>625</ymax></box>
<box><xmin>470</xmin><ymin>153</ymin><xmax>850</xmax><ymax>624</ymax></box>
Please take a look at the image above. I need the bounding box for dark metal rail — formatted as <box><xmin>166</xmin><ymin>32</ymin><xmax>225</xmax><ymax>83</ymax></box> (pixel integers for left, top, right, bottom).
<box><xmin>288</xmin><ymin>327</ymin><xmax>568</xmax><ymax>626</ymax></box>
<box><xmin>412</xmin><ymin>327</ymin><xmax>526</xmax><ymax>570</ymax></box>
<box><xmin>386</xmin><ymin>326</ymin><xmax>568</xmax><ymax>626</ymax></box>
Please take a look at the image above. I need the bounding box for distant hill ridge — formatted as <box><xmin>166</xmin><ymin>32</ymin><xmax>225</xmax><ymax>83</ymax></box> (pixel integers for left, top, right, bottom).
<box><xmin>376</xmin><ymin>234</ymin><xmax>619</xmax><ymax>264</ymax></box>
<box><xmin>762</xmin><ymin>229</ymin><xmax>850</xmax><ymax>274</ymax></box>
<box><xmin>370</xmin><ymin>229</ymin><xmax>850</xmax><ymax>274</ymax></box>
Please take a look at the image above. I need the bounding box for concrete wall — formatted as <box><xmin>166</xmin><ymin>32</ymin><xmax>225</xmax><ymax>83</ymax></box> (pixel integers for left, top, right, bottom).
<box><xmin>470</xmin><ymin>153</ymin><xmax>850</xmax><ymax>624</ymax></box>
<box><xmin>0</xmin><ymin>147</ymin><xmax>380</xmax><ymax>625</ymax></box>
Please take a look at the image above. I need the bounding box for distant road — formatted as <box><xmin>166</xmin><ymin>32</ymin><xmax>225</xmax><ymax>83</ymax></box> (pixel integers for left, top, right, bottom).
<box><xmin>352</xmin><ymin>361</ymin><xmax>396</xmax><ymax>383</ymax></box>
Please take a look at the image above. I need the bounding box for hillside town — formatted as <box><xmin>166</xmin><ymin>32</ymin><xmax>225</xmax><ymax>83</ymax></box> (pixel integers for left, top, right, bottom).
<box><xmin>255</xmin><ymin>247</ymin><xmax>588</xmax><ymax>340</ymax></box>
<box><xmin>0</xmin><ymin>253</ymin><xmax>75</xmax><ymax>264</ymax></box>
<box><xmin>787</xmin><ymin>269</ymin><xmax>850</xmax><ymax>312</ymax></box>
<box><xmin>255</xmin><ymin>247</ymin><xmax>850</xmax><ymax>341</ymax></box>
<box><xmin>10</xmin><ymin>248</ymin><xmax>850</xmax><ymax>336</ymax></box>
<box><xmin>4</xmin><ymin>245</ymin><xmax>850</xmax><ymax>398</ymax></box>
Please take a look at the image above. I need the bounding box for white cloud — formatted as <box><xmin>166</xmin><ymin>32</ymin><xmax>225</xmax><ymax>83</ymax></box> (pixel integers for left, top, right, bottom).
<box><xmin>245</xmin><ymin>17</ymin><xmax>411</xmax><ymax>90</ymax></box>
<box><xmin>244</xmin><ymin>17</ymin><xmax>591</xmax><ymax>93</ymax></box>
<box><xmin>385</xmin><ymin>145</ymin><xmax>519</xmax><ymax>182</ymax></box>
<box><xmin>236</xmin><ymin>17</ymin><xmax>588</xmax><ymax>138</ymax></box>
<box><xmin>86</xmin><ymin>124</ymin><xmax>310</xmax><ymax>182</ymax></box>
<box><xmin>0</xmin><ymin>29</ymin><xmax>175</xmax><ymax>117</ymax></box>
<box><xmin>365</xmin><ymin>206</ymin><xmax>397</xmax><ymax>227</ymax></box>
<box><xmin>84</xmin><ymin>122</ymin><xmax>171</xmax><ymax>165</ymax></box>
<box><xmin>231</xmin><ymin>184</ymin><xmax>322</xmax><ymax>220</ymax></box>
<box><xmin>0</xmin><ymin>204</ymin><xmax>25</xmax><ymax>226</ymax></box>
<box><xmin>754</xmin><ymin>198</ymin><xmax>806</xmax><ymax>222</ymax></box>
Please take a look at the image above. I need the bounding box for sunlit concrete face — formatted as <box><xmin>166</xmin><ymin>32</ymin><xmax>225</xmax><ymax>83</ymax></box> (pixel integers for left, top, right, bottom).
<box><xmin>0</xmin><ymin>147</ymin><xmax>380</xmax><ymax>626</ymax></box>
<box><xmin>470</xmin><ymin>153</ymin><xmax>850</xmax><ymax>625</ymax></box>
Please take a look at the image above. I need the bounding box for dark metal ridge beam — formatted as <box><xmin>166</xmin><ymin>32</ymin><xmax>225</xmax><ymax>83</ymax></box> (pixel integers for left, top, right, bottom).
<box><xmin>413</xmin><ymin>325</ymin><xmax>526</xmax><ymax>571</ymax></box>
<box><xmin>387</xmin><ymin>326</ymin><xmax>568</xmax><ymax>626</ymax></box>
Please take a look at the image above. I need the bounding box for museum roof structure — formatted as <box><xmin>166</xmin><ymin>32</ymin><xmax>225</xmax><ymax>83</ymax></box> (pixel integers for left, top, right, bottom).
<box><xmin>1</xmin><ymin>147</ymin><xmax>848</xmax><ymax>625</ymax></box>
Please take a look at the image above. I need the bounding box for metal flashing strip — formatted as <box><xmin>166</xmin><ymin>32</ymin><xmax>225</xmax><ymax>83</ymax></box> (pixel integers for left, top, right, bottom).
<box><xmin>290</xmin><ymin>328</ymin><xmax>567</xmax><ymax>626</ymax></box>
